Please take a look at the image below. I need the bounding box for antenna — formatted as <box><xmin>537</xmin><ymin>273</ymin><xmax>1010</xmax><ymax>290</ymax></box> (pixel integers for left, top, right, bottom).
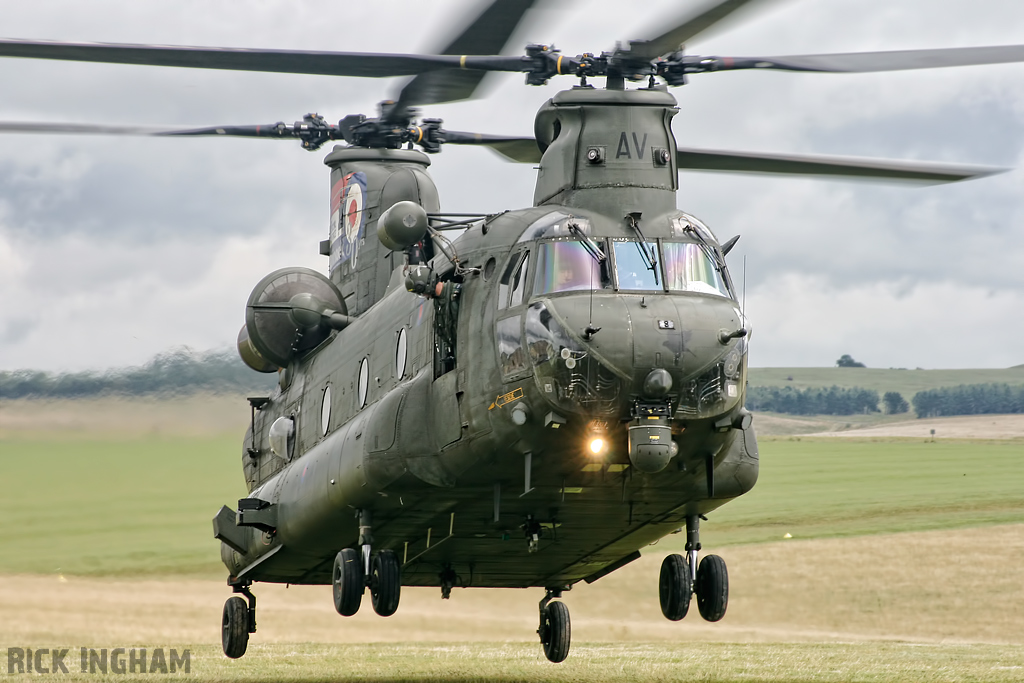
<box><xmin>741</xmin><ymin>254</ymin><xmax>747</xmax><ymax>317</ymax></box>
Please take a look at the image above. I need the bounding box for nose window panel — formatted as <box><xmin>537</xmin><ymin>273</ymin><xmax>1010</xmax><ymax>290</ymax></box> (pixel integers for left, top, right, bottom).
<box><xmin>613</xmin><ymin>240</ymin><xmax>660</xmax><ymax>290</ymax></box>
<box><xmin>663</xmin><ymin>242</ymin><xmax>730</xmax><ymax>297</ymax></box>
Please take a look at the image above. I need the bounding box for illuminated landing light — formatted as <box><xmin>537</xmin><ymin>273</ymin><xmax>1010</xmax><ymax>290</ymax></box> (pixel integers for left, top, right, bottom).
<box><xmin>589</xmin><ymin>438</ymin><xmax>606</xmax><ymax>455</ymax></box>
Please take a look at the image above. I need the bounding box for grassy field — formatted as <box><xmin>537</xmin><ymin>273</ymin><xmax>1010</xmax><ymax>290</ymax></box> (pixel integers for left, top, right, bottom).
<box><xmin>2</xmin><ymin>430</ymin><xmax>1021</xmax><ymax>574</ymax></box>
<box><xmin>748</xmin><ymin>366</ymin><xmax>1024</xmax><ymax>397</ymax></box>
<box><xmin>0</xmin><ymin>433</ymin><xmax>248</xmax><ymax>576</ymax></box>
<box><xmin>3</xmin><ymin>399</ymin><xmax>1024</xmax><ymax>682</ymax></box>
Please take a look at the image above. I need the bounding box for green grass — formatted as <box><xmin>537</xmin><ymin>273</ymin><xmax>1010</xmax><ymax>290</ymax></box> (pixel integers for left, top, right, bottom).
<box><xmin>748</xmin><ymin>366</ymin><xmax>1024</xmax><ymax>399</ymax></box>
<box><xmin>685</xmin><ymin>438</ymin><xmax>1024</xmax><ymax>549</ymax></box>
<box><xmin>0</xmin><ymin>433</ymin><xmax>247</xmax><ymax>576</ymax></box>
<box><xmin>2</xmin><ymin>433</ymin><xmax>1022</xmax><ymax>575</ymax></box>
<box><xmin>33</xmin><ymin>642</ymin><xmax>1024</xmax><ymax>683</ymax></box>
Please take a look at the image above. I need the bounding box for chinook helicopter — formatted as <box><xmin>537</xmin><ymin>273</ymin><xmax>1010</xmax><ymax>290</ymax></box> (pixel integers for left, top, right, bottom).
<box><xmin>3</xmin><ymin>0</ymin><xmax>1023</xmax><ymax>664</ymax></box>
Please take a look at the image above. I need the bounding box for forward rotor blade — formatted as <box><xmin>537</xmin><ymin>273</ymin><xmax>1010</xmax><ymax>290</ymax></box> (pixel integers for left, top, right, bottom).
<box><xmin>676</xmin><ymin>147</ymin><xmax>1005</xmax><ymax>183</ymax></box>
<box><xmin>0</xmin><ymin>121</ymin><xmax>166</xmax><ymax>136</ymax></box>
<box><xmin>391</xmin><ymin>0</ymin><xmax>541</xmax><ymax>120</ymax></box>
<box><xmin>0</xmin><ymin>38</ymin><xmax>525</xmax><ymax>78</ymax></box>
<box><xmin>695</xmin><ymin>44</ymin><xmax>1024</xmax><ymax>74</ymax></box>
<box><xmin>443</xmin><ymin>131</ymin><xmax>541</xmax><ymax>163</ymax></box>
<box><xmin>627</xmin><ymin>0</ymin><xmax>774</xmax><ymax>62</ymax></box>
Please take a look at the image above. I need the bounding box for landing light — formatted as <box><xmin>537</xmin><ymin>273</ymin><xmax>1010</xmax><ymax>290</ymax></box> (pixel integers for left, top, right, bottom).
<box><xmin>588</xmin><ymin>438</ymin><xmax>606</xmax><ymax>456</ymax></box>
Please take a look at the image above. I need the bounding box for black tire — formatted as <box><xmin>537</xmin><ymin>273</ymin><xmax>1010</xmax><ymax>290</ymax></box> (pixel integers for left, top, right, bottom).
<box><xmin>222</xmin><ymin>596</ymin><xmax>249</xmax><ymax>659</ymax></box>
<box><xmin>332</xmin><ymin>548</ymin><xmax>363</xmax><ymax>617</ymax></box>
<box><xmin>540</xmin><ymin>601</ymin><xmax>571</xmax><ymax>663</ymax></box>
<box><xmin>695</xmin><ymin>554</ymin><xmax>729</xmax><ymax>622</ymax></box>
<box><xmin>659</xmin><ymin>553</ymin><xmax>692</xmax><ymax>621</ymax></box>
<box><xmin>370</xmin><ymin>549</ymin><xmax>401</xmax><ymax>617</ymax></box>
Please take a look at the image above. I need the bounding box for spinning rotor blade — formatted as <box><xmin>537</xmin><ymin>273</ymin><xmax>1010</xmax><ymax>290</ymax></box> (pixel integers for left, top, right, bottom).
<box><xmin>627</xmin><ymin>0</ymin><xmax>773</xmax><ymax>62</ymax></box>
<box><xmin>0</xmin><ymin>38</ymin><xmax>525</xmax><ymax>78</ymax></box>
<box><xmin>0</xmin><ymin>119</ymin><xmax>343</xmax><ymax>148</ymax></box>
<box><xmin>391</xmin><ymin>0</ymin><xmax>541</xmax><ymax>121</ymax></box>
<box><xmin>676</xmin><ymin>147</ymin><xmax>1004</xmax><ymax>183</ymax></box>
<box><xmin>690</xmin><ymin>44</ymin><xmax>1024</xmax><ymax>74</ymax></box>
<box><xmin>442</xmin><ymin>131</ymin><xmax>541</xmax><ymax>162</ymax></box>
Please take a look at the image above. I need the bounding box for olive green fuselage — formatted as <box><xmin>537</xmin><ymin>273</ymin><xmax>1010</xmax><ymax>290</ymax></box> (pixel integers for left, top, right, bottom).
<box><xmin>219</xmin><ymin>87</ymin><xmax>759</xmax><ymax>589</ymax></box>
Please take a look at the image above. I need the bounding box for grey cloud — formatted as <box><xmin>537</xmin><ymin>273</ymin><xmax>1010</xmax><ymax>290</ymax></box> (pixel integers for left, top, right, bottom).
<box><xmin>2</xmin><ymin>0</ymin><xmax>1024</xmax><ymax>370</ymax></box>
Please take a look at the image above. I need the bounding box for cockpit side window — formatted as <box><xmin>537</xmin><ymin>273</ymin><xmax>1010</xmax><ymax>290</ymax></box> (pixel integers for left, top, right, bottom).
<box><xmin>497</xmin><ymin>251</ymin><xmax>523</xmax><ymax>310</ymax></box>
<box><xmin>535</xmin><ymin>240</ymin><xmax>608</xmax><ymax>295</ymax></box>
<box><xmin>509</xmin><ymin>252</ymin><xmax>530</xmax><ymax>308</ymax></box>
<box><xmin>663</xmin><ymin>242</ymin><xmax>730</xmax><ymax>297</ymax></box>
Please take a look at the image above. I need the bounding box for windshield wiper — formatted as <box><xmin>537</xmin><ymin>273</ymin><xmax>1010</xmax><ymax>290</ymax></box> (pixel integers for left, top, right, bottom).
<box><xmin>567</xmin><ymin>219</ymin><xmax>606</xmax><ymax>264</ymax></box>
<box><xmin>626</xmin><ymin>212</ymin><xmax>659</xmax><ymax>286</ymax></box>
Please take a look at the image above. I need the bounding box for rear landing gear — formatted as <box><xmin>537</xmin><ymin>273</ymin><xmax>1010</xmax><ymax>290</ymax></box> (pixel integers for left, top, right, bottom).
<box><xmin>538</xmin><ymin>588</ymin><xmax>570</xmax><ymax>663</ymax></box>
<box><xmin>660</xmin><ymin>515</ymin><xmax>729</xmax><ymax>623</ymax></box>
<box><xmin>222</xmin><ymin>581</ymin><xmax>256</xmax><ymax>659</ymax></box>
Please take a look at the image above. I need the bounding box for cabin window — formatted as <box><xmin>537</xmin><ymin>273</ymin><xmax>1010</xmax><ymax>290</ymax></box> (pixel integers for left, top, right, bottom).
<box><xmin>395</xmin><ymin>328</ymin><xmax>408</xmax><ymax>380</ymax></box>
<box><xmin>663</xmin><ymin>242</ymin><xmax>730</xmax><ymax>297</ymax></box>
<box><xmin>535</xmin><ymin>240</ymin><xmax>607</xmax><ymax>294</ymax></box>
<box><xmin>357</xmin><ymin>357</ymin><xmax>369</xmax><ymax>408</ymax></box>
<box><xmin>320</xmin><ymin>385</ymin><xmax>332</xmax><ymax>436</ymax></box>
<box><xmin>613</xmin><ymin>240</ymin><xmax>660</xmax><ymax>290</ymax></box>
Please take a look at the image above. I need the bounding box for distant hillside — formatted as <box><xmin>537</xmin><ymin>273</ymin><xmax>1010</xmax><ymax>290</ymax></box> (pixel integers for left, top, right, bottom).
<box><xmin>0</xmin><ymin>348</ymin><xmax>277</xmax><ymax>399</ymax></box>
<box><xmin>748</xmin><ymin>367</ymin><xmax>1024</xmax><ymax>398</ymax></box>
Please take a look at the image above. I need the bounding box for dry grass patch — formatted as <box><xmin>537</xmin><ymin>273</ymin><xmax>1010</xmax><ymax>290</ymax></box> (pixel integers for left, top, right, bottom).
<box><xmin>3</xmin><ymin>525</ymin><xmax>1021</xmax><ymax>649</ymax></box>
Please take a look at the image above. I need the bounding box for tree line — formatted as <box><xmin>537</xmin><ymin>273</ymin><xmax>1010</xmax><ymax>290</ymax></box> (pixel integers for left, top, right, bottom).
<box><xmin>745</xmin><ymin>385</ymin><xmax>887</xmax><ymax>416</ymax></box>
<box><xmin>911</xmin><ymin>383</ymin><xmax>1024</xmax><ymax>417</ymax></box>
<box><xmin>0</xmin><ymin>348</ymin><xmax>277</xmax><ymax>399</ymax></box>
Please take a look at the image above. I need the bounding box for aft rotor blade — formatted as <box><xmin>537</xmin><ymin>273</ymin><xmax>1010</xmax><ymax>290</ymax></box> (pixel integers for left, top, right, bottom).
<box><xmin>391</xmin><ymin>0</ymin><xmax>541</xmax><ymax>120</ymax></box>
<box><xmin>627</xmin><ymin>0</ymin><xmax>775</xmax><ymax>62</ymax></box>
<box><xmin>693</xmin><ymin>44</ymin><xmax>1024</xmax><ymax>74</ymax></box>
<box><xmin>0</xmin><ymin>38</ymin><xmax>525</xmax><ymax>78</ymax></box>
<box><xmin>676</xmin><ymin>147</ymin><xmax>1005</xmax><ymax>183</ymax></box>
<box><xmin>0</xmin><ymin>120</ymin><xmax>333</xmax><ymax>141</ymax></box>
<box><xmin>443</xmin><ymin>131</ymin><xmax>541</xmax><ymax>163</ymax></box>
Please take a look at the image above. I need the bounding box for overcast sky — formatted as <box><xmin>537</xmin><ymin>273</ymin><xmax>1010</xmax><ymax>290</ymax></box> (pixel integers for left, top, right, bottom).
<box><xmin>1</xmin><ymin>0</ymin><xmax>1023</xmax><ymax>372</ymax></box>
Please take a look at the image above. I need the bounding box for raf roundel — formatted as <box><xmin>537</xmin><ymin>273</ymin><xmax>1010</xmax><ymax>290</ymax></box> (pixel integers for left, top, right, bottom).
<box><xmin>343</xmin><ymin>180</ymin><xmax>364</xmax><ymax>245</ymax></box>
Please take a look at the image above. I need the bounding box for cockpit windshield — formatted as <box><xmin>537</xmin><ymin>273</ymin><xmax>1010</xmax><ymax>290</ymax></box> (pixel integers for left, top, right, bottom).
<box><xmin>535</xmin><ymin>240</ymin><xmax>607</xmax><ymax>294</ymax></box>
<box><xmin>663</xmin><ymin>242</ymin><xmax>729</xmax><ymax>297</ymax></box>
<box><xmin>613</xmin><ymin>240</ymin><xmax>660</xmax><ymax>291</ymax></box>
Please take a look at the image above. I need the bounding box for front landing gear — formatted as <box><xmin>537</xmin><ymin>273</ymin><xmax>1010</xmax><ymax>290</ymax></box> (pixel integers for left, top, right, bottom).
<box><xmin>659</xmin><ymin>515</ymin><xmax>729</xmax><ymax>623</ymax></box>
<box><xmin>222</xmin><ymin>581</ymin><xmax>256</xmax><ymax>659</ymax></box>
<box><xmin>537</xmin><ymin>588</ymin><xmax>570</xmax><ymax>663</ymax></box>
<box><xmin>333</xmin><ymin>510</ymin><xmax>402</xmax><ymax>617</ymax></box>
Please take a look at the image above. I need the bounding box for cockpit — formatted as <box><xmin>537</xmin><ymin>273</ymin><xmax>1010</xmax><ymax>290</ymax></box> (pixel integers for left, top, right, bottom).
<box><xmin>498</xmin><ymin>212</ymin><xmax>734</xmax><ymax>302</ymax></box>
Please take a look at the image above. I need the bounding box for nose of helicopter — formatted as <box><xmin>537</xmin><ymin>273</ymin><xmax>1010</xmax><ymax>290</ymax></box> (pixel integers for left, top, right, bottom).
<box><xmin>535</xmin><ymin>291</ymin><xmax>743</xmax><ymax>384</ymax></box>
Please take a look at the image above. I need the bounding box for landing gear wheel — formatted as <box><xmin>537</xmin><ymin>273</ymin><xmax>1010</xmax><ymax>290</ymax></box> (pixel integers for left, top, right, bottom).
<box><xmin>332</xmin><ymin>548</ymin><xmax>363</xmax><ymax>616</ymax></box>
<box><xmin>540</xmin><ymin>601</ymin><xmax>571</xmax><ymax>663</ymax></box>
<box><xmin>659</xmin><ymin>553</ymin><xmax>692</xmax><ymax>621</ymax></box>
<box><xmin>695</xmin><ymin>554</ymin><xmax>728</xmax><ymax>622</ymax></box>
<box><xmin>221</xmin><ymin>596</ymin><xmax>249</xmax><ymax>659</ymax></box>
<box><xmin>370</xmin><ymin>549</ymin><xmax>401</xmax><ymax>617</ymax></box>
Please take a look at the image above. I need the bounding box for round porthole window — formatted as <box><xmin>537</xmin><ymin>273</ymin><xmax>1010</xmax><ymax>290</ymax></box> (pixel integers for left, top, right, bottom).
<box><xmin>321</xmin><ymin>385</ymin><xmax>331</xmax><ymax>436</ymax></box>
<box><xmin>357</xmin><ymin>357</ymin><xmax>369</xmax><ymax>408</ymax></box>
<box><xmin>396</xmin><ymin>328</ymin><xmax>408</xmax><ymax>380</ymax></box>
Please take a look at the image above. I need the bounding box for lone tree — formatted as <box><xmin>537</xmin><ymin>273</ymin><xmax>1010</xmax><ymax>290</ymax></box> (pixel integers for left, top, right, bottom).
<box><xmin>836</xmin><ymin>354</ymin><xmax>866</xmax><ymax>368</ymax></box>
<box><xmin>882</xmin><ymin>391</ymin><xmax>910</xmax><ymax>414</ymax></box>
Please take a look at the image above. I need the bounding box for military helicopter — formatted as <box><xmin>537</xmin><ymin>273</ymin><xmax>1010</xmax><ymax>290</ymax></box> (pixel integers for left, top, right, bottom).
<box><xmin>3</xmin><ymin>0</ymin><xmax>1023</xmax><ymax>664</ymax></box>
